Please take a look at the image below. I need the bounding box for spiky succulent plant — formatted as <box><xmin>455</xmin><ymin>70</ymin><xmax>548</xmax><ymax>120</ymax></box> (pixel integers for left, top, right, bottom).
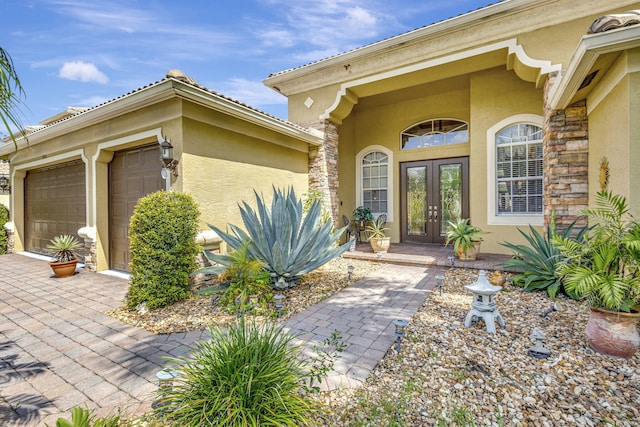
<box><xmin>205</xmin><ymin>187</ymin><xmax>350</xmax><ymax>289</ymax></box>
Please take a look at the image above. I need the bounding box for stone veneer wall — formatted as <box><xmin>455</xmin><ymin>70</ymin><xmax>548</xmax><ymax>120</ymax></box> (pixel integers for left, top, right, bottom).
<box><xmin>307</xmin><ymin>120</ymin><xmax>340</xmax><ymax>227</ymax></box>
<box><xmin>543</xmin><ymin>72</ymin><xmax>589</xmax><ymax>233</ymax></box>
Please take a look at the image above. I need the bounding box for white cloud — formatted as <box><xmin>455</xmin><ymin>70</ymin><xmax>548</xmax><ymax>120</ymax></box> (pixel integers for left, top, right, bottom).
<box><xmin>218</xmin><ymin>78</ymin><xmax>287</xmax><ymax>107</ymax></box>
<box><xmin>59</xmin><ymin>61</ymin><xmax>109</xmax><ymax>84</ymax></box>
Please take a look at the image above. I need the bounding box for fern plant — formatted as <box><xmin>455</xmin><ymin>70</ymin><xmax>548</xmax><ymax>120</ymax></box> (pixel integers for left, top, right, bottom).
<box><xmin>206</xmin><ymin>187</ymin><xmax>351</xmax><ymax>289</ymax></box>
<box><xmin>499</xmin><ymin>213</ymin><xmax>585</xmax><ymax>299</ymax></box>
<box><xmin>554</xmin><ymin>191</ymin><xmax>640</xmax><ymax>312</ymax></box>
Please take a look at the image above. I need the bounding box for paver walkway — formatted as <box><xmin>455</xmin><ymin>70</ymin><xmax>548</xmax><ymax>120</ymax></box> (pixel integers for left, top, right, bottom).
<box><xmin>0</xmin><ymin>254</ymin><xmax>208</xmax><ymax>427</ymax></box>
<box><xmin>1</xmin><ymin>253</ymin><xmax>445</xmax><ymax>426</ymax></box>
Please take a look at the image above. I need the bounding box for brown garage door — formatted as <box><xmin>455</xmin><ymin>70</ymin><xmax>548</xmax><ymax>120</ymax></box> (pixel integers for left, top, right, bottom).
<box><xmin>25</xmin><ymin>160</ymin><xmax>86</xmax><ymax>257</ymax></box>
<box><xmin>109</xmin><ymin>144</ymin><xmax>163</xmax><ymax>272</ymax></box>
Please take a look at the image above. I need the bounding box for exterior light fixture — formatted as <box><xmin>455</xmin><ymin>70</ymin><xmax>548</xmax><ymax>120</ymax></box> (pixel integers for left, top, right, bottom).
<box><xmin>528</xmin><ymin>328</ymin><xmax>551</xmax><ymax>359</ymax></box>
<box><xmin>0</xmin><ymin>174</ymin><xmax>10</xmax><ymax>194</ymax></box>
<box><xmin>392</xmin><ymin>319</ymin><xmax>408</xmax><ymax>353</ymax></box>
<box><xmin>274</xmin><ymin>294</ymin><xmax>285</xmax><ymax>318</ymax></box>
<box><xmin>435</xmin><ymin>275</ymin><xmax>445</xmax><ymax>295</ymax></box>
<box><xmin>155</xmin><ymin>368</ymin><xmax>179</xmax><ymax>411</ymax></box>
<box><xmin>377</xmin><ymin>252</ymin><xmax>382</xmax><ymax>262</ymax></box>
<box><xmin>540</xmin><ymin>301</ymin><xmax>563</xmax><ymax>318</ymax></box>
<box><xmin>159</xmin><ymin>138</ymin><xmax>179</xmax><ymax>177</ymax></box>
<box><xmin>448</xmin><ymin>255</ymin><xmax>455</xmax><ymax>269</ymax></box>
<box><xmin>347</xmin><ymin>265</ymin><xmax>355</xmax><ymax>281</ymax></box>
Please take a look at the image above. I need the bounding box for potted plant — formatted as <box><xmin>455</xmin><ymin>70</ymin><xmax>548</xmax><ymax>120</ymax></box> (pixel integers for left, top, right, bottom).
<box><xmin>366</xmin><ymin>219</ymin><xmax>390</xmax><ymax>254</ymax></box>
<box><xmin>352</xmin><ymin>206</ymin><xmax>373</xmax><ymax>226</ymax></box>
<box><xmin>47</xmin><ymin>234</ymin><xmax>82</xmax><ymax>278</ymax></box>
<box><xmin>555</xmin><ymin>191</ymin><xmax>640</xmax><ymax>358</ymax></box>
<box><xmin>444</xmin><ymin>218</ymin><xmax>483</xmax><ymax>261</ymax></box>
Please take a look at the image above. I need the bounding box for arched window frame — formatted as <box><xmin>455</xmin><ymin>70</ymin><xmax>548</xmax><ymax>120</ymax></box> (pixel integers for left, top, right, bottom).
<box><xmin>355</xmin><ymin>145</ymin><xmax>394</xmax><ymax>222</ymax></box>
<box><xmin>486</xmin><ymin>114</ymin><xmax>544</xmax><ymax>226</ymax></box>
<box><xmin>400</xmin><ymin>118</ymin><xmax>469</xmax><ymax>150</ymax></box>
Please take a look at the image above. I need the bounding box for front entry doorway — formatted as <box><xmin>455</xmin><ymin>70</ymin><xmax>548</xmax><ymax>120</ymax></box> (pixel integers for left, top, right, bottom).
<box><xmin>400</xmin><ymin>157</ymin><xmax>469</xmax><ymax>244</ymax></box>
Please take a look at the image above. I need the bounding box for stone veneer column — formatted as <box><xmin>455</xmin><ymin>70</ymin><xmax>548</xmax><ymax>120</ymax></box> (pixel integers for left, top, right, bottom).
<box><xmin>543</xmin><ymin>72</ymin><xmax>589</xmax><ymax>233</ymax></box>
<box><xmin>307</xmin><ymin>120</ymin><xmax>340</xmax><ymax>227</ymax></box>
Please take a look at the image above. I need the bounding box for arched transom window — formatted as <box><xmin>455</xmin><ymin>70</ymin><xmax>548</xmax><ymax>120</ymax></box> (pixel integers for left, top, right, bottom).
<box><xmin>496</xmin><ymin>123</ymin><xmax>543</xmax><ymax>215</ymax></box>
<box><xmin>401</xmin><ymin>119</ymin><xmax>468</xmax><ymax>150</ymax></box>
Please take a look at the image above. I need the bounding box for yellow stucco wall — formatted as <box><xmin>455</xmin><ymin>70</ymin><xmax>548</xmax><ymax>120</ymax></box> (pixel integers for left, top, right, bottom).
<box><xmin>181</xmin><ymin>116</ymin><xmax>309</xmax><ymax>233</ymax></box>
<box><xmin>588</xmin><ymin>49</ymin><xmax>640</xmax><ymax>216</ymax></box>
<box><xmin>337</xmin><ymin>69</ymin><xmax>544</xmax><ymax>254</ymax></box>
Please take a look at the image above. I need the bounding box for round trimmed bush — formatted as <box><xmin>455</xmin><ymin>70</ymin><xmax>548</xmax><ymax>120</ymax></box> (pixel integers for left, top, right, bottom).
<box><xmin>127</xmin><ymin>191</ymin><xmax>200</xmax><ymax>309</ymax></box>
<box><xmin>0</xmin><ymin>204</ymin><xmax>9</xmax><ymax>254</ymax></box>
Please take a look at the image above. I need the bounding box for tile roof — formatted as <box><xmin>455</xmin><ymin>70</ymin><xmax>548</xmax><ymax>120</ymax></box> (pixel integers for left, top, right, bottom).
<box><xmin>21</xmin><ymin>70</ymin><xmax>311</xmax><ymax>137</ymax></box>
<box><xmin>267</xmin><ymin>1</ymin><xmax>504</xmax><ymax>78</ymax></box>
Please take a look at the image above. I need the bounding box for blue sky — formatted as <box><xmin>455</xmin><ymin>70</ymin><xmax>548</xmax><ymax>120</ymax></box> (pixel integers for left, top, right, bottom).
<box><xmin>3</xmin><ymin>0</ymin><xmax>492</xmax><ymax>131</ymax></box>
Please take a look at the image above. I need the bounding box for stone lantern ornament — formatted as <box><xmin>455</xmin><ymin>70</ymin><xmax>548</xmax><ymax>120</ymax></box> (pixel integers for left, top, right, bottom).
<box><xmin>464</xmin><ymin>270</ymin><xmax>505</xmax><ymax>334</ymax></box>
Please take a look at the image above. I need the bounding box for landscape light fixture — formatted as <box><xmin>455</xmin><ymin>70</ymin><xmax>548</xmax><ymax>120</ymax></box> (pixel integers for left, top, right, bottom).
<box><xmin>392</xmin><ymin>319</ymin><xmax>408</xmax><ymax>353</ymax></box>
<box><xmin>160</xmin><ymin>138</ymin><xmax>179</xmax><ymax>177</ymax></box>
<box><xmin>274</xmin><ymin>294</ymin><xmax>285</xmax><ymax>317</ymax></box>
<box><xmin>155</xmin><ymin>368</ymin><xmax>179</xmax><ymax>411</ymax></box>
<box><xmin>528</xmin><ymin>328</ymin><xmax>551</xmax><ymax>359</ymax></box>
<box><xmin>347</xmin><ymin>265</ymin><xmax>355</xmax><ymax>281</ymax></box>
<box><xmin>436</xmin><ymin>275</ymin><xmax>445</xmax><ymax>295</ymax></box>
<box><xmin>0</xmin><ymin>174</ymin><xmax>10</xmax><ymax>194</ymax></box>
<box><xmin>448</xmin><ymin>255</ymin><xmax>455</xmax><ymax>269</ymax></box>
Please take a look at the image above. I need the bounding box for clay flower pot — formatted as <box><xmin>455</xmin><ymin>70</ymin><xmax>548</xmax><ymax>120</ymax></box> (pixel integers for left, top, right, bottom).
<box><xmin>49</xmin><ymin>259</ymin><xmax>79</xmax><ymax>278</ymax></box>
<box><xmin>586</xmin><ymin>307</ymin><xmax>640</xmax><ymax>359</ymax></box>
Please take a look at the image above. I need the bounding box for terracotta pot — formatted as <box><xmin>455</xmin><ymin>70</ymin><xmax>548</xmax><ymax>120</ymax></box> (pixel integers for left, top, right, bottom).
<box><xmin>49</xmin><ymin>259</ymin><xmax>79</xmax><ymax>278</ymax></box>
<box><xmin>369</xmin><ymin>237</ymin><xmax>390</xmax><ymax>254</ymax></box>
<box><xmin>457</xmin><ymin>241</ymin><xmax>481</xmax><ymax>261</ymax></box>
<box><xmin>586</xmin><ymin>307</ymin><xmax>640</xmax><ymax>359</ymax></box>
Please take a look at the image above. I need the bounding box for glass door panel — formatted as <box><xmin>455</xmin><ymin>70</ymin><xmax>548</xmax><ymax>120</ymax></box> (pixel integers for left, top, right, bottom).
<box><xmin>401</xmin><ymin>158</ymin><xmax>468</xmax><ymax>244</ymax></box>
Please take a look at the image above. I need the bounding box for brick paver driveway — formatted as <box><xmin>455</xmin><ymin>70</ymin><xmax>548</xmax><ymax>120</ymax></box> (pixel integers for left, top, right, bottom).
<box><xmin>0</xmin><ymin>254</ymin><xmax>207</xmax><ymax>427</ymax></box>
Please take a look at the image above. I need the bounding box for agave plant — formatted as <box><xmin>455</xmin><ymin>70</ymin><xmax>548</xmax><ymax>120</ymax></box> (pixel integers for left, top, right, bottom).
<box><xmin>205</xmin><ymin>187</ymin><xmax>351</xmax><ymax>289</ymax></box>
<box><xmin>499</xmin><ymin>213</ymin><xmax>585</xmax><ymax>299</ymax></box>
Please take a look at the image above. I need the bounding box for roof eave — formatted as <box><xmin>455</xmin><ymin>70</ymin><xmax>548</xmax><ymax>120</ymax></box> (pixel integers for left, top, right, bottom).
<box><xmin>264</xmin><ymin>0</ymin><xmax>539</xmax><ymax>90</ymax></box>
<box><xmin>548</xmin><ymin>25</ymin><xmax>640</xmax><ymax>110</ymax></box>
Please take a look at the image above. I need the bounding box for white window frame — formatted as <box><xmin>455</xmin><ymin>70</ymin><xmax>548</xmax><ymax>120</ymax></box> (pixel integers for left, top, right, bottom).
<box><xmin>487</xmin><ymin>114</ymin><xmax>544</xmax><ymax>226</ymax></box>
<box><xmin>355</xmin><ymin>145</ymin><xmax>394</xmax><ymax>222</ymax></box>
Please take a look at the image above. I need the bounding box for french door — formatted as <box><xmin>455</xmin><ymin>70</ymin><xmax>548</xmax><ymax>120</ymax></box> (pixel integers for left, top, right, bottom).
<box><xmin>400</xmin><ymin>157</ymin><xmax>469</xmax><ymax>244</ymax></box>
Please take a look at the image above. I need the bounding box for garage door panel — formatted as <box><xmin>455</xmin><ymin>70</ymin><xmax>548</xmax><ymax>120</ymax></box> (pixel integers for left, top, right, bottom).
<box><xmin>25</xmin><ymin>161</ymin><xmax>86</xmax><ymax>257</ymax></box>
<box><xmin>109</xmin><ymin>145</ymin><xmax>163</xmax><ymax>272</ymax></box>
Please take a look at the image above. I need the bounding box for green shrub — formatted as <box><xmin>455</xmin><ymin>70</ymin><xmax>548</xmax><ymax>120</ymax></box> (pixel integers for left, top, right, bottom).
<box><xmin>196</xmin><ymin>240</ymin><xmax>271</xmax><ymax>313</ymax></box>
<box><xmin>499</xmin><ymin>213</ymin><xmax>585</xmax><ymax>299</ymax></box>
<box><xmin>159</xmin><ymin>317</ymin><xmax>323</xmax><ymax>426</ymax></box>
<box><xmin>127</xmin><ymin>191</ymin><xmax>200</xmax><ymax>309</ymax></box>
<box><xmin>0</xmin><ymin>204</ymin><xmax>8</xmax><ymax>254</ymax></box>
<box><xmin>51</xmin><ymin>406</ymin><xmax>120</xmax><ymax>427</ymax></box>
<box><xmin>207</xmin><ymin>186</ymin><xmax>350</xmax><ymax>289</ymax></box>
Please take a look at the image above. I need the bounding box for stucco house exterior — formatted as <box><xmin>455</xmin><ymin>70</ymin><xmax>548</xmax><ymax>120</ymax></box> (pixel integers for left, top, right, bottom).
<box><xmin>264</xmin><ymin>0</ymin><xmax>640</xmax><ymax>255</ymax></box>
<box><xmin>0</xmin><ymin>71</ymin><xmax>322</xmax><ymax>272</ymax></box>
<box><xmin>2</xmin><ymin>0</ymin><xmax>640</xmax><ymax>272</ymax></box>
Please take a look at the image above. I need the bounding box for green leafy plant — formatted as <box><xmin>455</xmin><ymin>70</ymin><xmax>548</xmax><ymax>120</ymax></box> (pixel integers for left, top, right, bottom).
<box><xmin>206</xmin><ymin>186</ymin><xmax>350</xmax><ymax>289</ymax></box>
<box><xmin>302</xmin><ymin>329</ymin><xmax>347</xmax><ymax>394</ymax></box>
<box><xmin>52</xmin><ymin>406</ymin><xmax>119</xmax><ymax>427</ymax></box>
<box><xmin>352</xmin><ymin>206</ymin><xmax>373</xmax><ymax>222</ymax></box>
<box><xmin>0</xmin><ymin>203</ymin><xmax>9</xmax><ymax>254</ymax></box>
<box><xmin>127</xmin><ymin>191</ymin><xmax>200</xmax><ymax>309</ymax></box>
<box><xmin>0</xmin><ymin>47</ymin><xmax>28</xmax><ymax>148</ymax></box>
<box><xmin>303</xmin><ymin>189</ymin><xmax>331</xmax><ymax>224</ymax></box>
<box><xmin>499</xmin><ymin>213</ymin><xmax>585</xmax><ymax>299</ymax></box>
<box><xmin>196</xmin><ymin>240</ymin><xmax>271</xmax><ymax>312</ymax></box>
<box><xmin>555</xmin><ymin>190</ymin><xmax>640</xmax><ymax>312</ymax></box>
<box><xmin>158</xmin><ymin>317</ymin><xmax>327</xmax><ymax>426</ymax></box>
<box><xmin>47</xmin><ymin>234</ymin><xmax>82</xmax><ymax>262</ymax></box>
<box><xmin>365</xmin><ymin>218</ymin><xmax>389</xmax><ymax>240</ymax></box>
<box><xmin>444</xmin><ymin>218</ymin><xmax>483</xmax><ymax>254</ymax></box>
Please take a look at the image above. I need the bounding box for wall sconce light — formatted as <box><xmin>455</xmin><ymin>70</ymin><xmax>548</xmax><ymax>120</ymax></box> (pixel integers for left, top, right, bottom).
<box><xmin>392</xmin><ymin>319</ymin><xmax>408</xmax><ymax>353</ymax></box>
<box><xmin>160</xmin><ymin>138</ymin><xmax>179</xmax><ymax>177</ymax></box>
<box><xmin>274</xmin><ymin>294</ymin><xmax>285</xmax><ymax>318</ymax></box>
<box><xmin>0</xmin><ymin>174</ymin><xmax>10</xmax><ymax>194</ymax></box>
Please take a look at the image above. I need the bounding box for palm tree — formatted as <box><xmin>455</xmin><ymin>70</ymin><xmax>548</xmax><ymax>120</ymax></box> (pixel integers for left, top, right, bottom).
<box><xmin>0</xmin><ymin>47</ymin><xmax>27</xmax><ymax>148</ymax></box>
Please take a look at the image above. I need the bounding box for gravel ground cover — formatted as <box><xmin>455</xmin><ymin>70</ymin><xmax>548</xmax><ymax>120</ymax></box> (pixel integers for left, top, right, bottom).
<box><xmin>110</xmin><ymin>259</ymin><xmax>639</xmax><ymax>426</ymax></box>
<box><xmin>316</xmin><ymin>268</ymin><xmax>640</xmax><ymax>427</ymax></box>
